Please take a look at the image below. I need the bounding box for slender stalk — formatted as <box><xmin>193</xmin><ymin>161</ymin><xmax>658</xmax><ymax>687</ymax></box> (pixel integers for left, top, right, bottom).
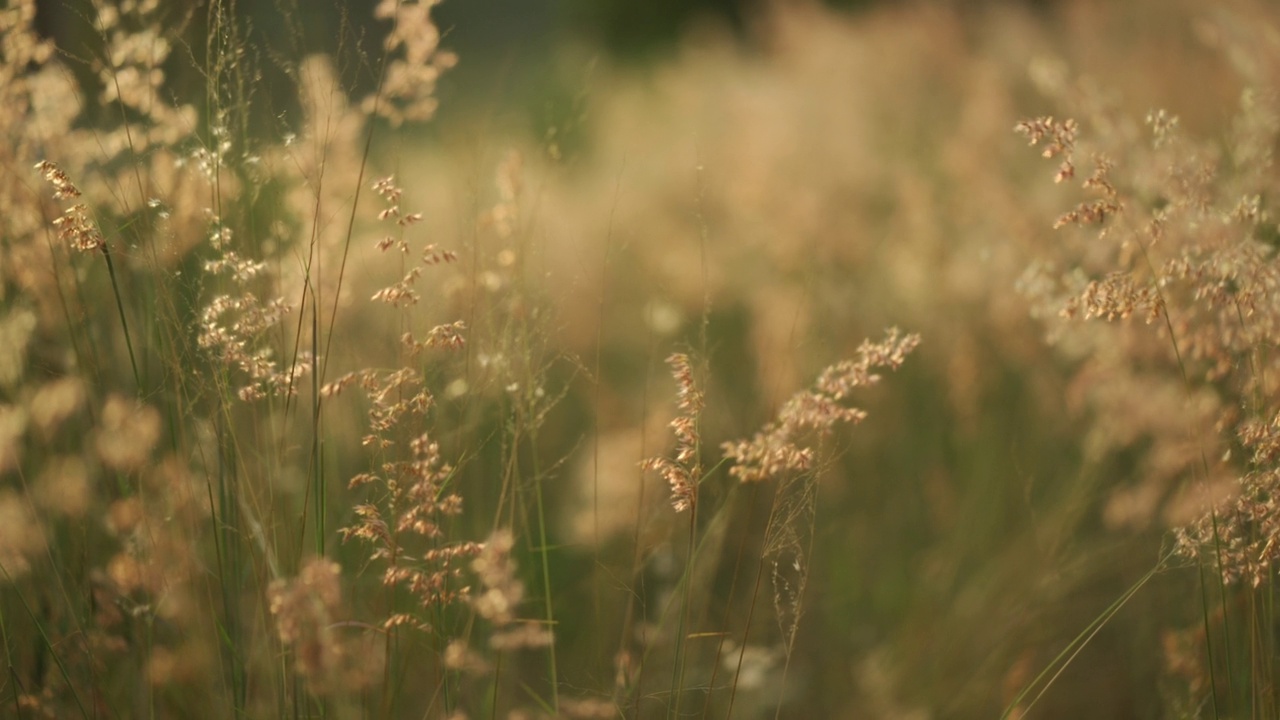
<box><xmin>531</xmin><ymin>446</ymin><xmax>560</xmax><ymax>712</ymax></box>
<box><xmin>1001</xmin><ymin>556</ymin><xmax>1166</xmax><ymax>719</ymax></box>
<box><xmin>669</xmin><ymin>501</ymin><xmax>699</xmax><ymax>718</ymax></box>
<box><xmin>98</xmin><ymin>244</ymin><xmax>141</xmax><ymax>391</ymax></box>
<box><xmin>0</xmin><ymin>567</ymin><xmax>89</xmax><ymax>719</ymax></box>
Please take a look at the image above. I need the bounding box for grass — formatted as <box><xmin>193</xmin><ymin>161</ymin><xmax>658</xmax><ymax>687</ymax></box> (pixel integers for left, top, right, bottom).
<box><xmin>5</xmin><ymin>0</ymin><xmax>1280</xmax><ymax>717</ymax></box>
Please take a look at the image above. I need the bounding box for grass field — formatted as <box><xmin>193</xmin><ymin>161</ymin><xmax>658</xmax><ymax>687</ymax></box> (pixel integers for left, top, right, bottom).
<box><xmin>3</xmin><ymin>0</ymin><xmax>1280</xmax><ymax>717</ymax></box>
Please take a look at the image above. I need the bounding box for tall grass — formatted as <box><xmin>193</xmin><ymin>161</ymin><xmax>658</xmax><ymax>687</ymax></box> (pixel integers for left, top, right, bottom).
<box><xmin>6</xmin><ymin>0</ymin><xmax>1280</xmax><ymax>717</ymax></box>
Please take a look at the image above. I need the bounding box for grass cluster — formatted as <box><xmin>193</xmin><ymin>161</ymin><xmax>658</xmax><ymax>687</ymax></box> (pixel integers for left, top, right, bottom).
<box><xmin>5</xmin><ymin>0</ymin><xmax>1280</xmax><ymax>717</ymax></box>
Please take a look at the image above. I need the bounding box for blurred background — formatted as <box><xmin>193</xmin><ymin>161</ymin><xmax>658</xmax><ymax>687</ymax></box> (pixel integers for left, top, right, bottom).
<box><xmin>32</xmin><ymin>0</ymin><xmax>1071</xmax><ymax>129</ymax></box>
<box><xmin>17</xmin><ymin>0</ymin><xmax>1275</xmax><ymax>717</ymax></box>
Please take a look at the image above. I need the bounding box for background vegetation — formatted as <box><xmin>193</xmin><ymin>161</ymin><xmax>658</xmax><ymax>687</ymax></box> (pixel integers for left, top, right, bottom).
<box><xmin>3</xmin><ymin>0</ymin><xmax>1279</xmax><ymax>717</ymax></box>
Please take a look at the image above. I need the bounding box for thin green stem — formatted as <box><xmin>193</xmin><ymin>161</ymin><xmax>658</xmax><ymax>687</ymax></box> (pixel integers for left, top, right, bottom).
<box><xmin>1001</xmin><ymin>555</ymin><xmax>1166</xmax><ymax>719</ymax></box>
<box><xmin>725</xmin><ymin>481</ymin><xmax>784</xmax><ymax>720</ymax></box>
<box><xmin>1134</xmin><ymin>231</ymin><xmax>1232</xmax><ymax>715</ymax></box>
<box><xmin>0</xmin><ymin>566</ymin><xmax>89</xmax><ymax>719</ymax></box>
<box><xmin>531</xmin><ymin>448</ymin><xmax>560</xmax><ymax>712</ymax></box>
<box><xmin>99</xmin><ymin>244</ymin><xmax>141</xmax><ymax>390</ymax></box>
<box><xmin>669</xmin><ymin>501</ymin><xmax>699</xmax><ymax>718</ymax></box>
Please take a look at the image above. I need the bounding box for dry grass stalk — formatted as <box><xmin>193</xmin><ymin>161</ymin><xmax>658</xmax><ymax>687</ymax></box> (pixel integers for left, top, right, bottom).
<box><xmin>722</xmin><ymin>328</ymin><xmax>920</xmax><ymax>484</ymax></box>
<box><xmin>641</xmin><ymin>353</ymin><xmax>703</xmax><ymax>512</ymax></box>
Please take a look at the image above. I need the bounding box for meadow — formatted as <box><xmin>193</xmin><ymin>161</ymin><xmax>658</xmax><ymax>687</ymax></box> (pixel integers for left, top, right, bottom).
<box><xmin>3</xmin><ymin>0</ymin><xmax>1279</xmax><ymax>717</ymax></box>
